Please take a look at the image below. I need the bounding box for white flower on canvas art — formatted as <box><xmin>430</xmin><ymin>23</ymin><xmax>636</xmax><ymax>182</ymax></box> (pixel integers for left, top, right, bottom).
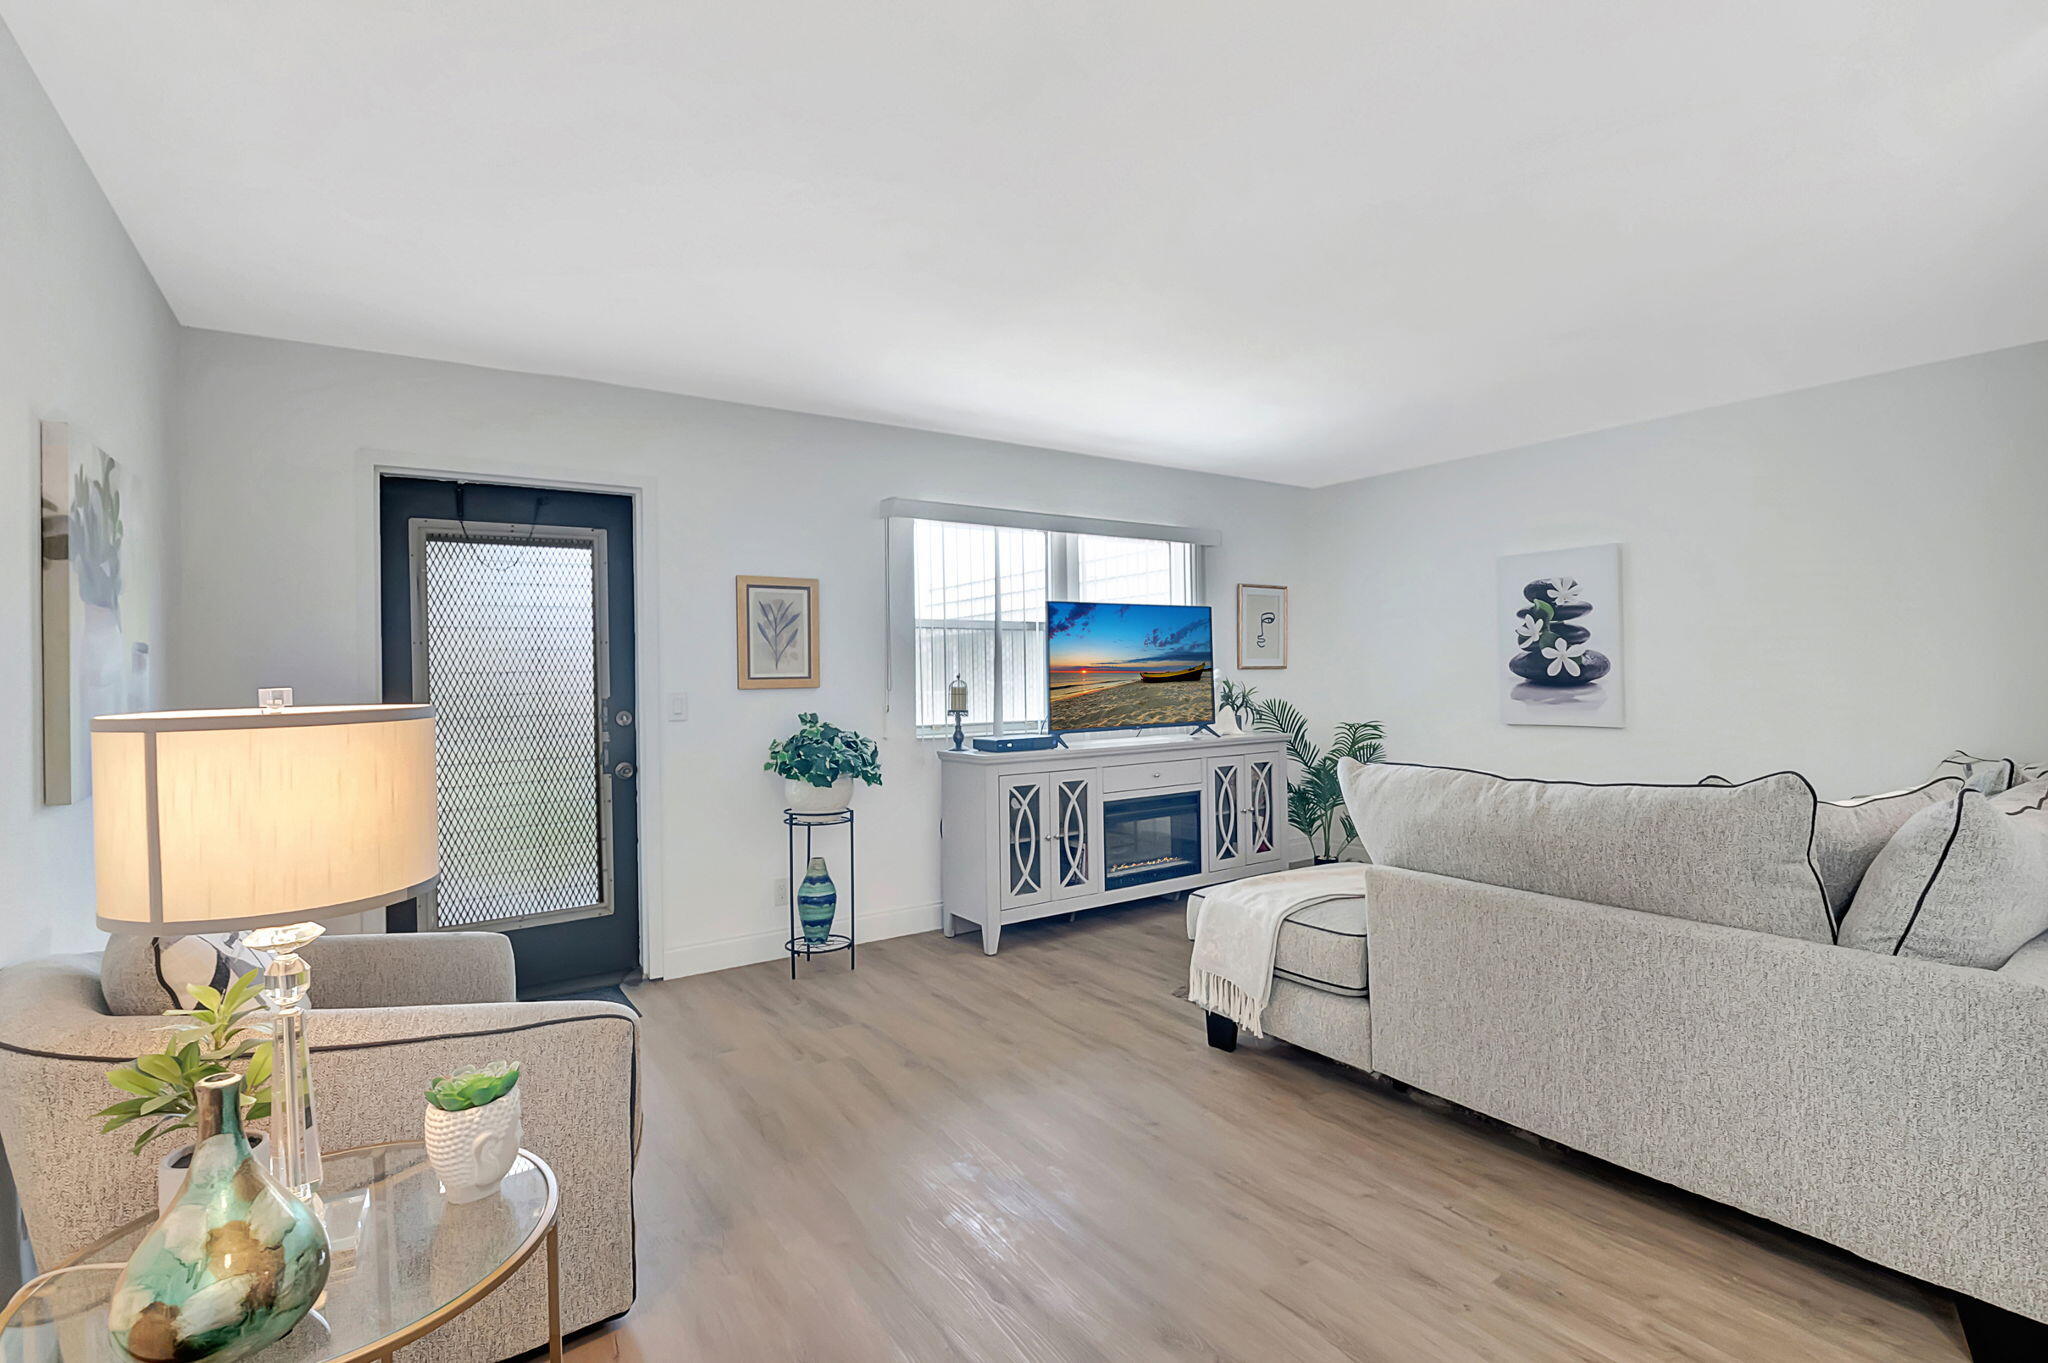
<box><xmin>1544</xmin><ymin>576</ymin><xmax>1583</xmax><ymax>607</ymax></box>
<box><xmin>1541</xmin><ymin>639</ymin><xmax>1588</xmax><ymax>677</ymax></box>
<box><xmin>1514</xmin><ymin>613</ymin><xmax>1545</xmax><ymax>646</ymax></box>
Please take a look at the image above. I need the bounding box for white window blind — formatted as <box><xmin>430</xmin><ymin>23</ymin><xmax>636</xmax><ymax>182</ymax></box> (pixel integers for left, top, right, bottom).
<box><xmin>910</xmin><ymin>519</ymin><xmax>1198</xmax><ymax>735</ymax></box>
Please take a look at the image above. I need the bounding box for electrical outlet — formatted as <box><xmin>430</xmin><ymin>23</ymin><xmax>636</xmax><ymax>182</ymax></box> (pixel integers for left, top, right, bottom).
<box><xmin>772</xmin><ymin>876</ymin><xmax>790</xmax><ymax>904</ymax></box>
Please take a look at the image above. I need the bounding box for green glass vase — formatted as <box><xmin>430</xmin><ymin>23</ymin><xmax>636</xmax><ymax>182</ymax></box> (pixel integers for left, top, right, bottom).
<box><xmin>797</xmin><ymin>855</ymin><xmax>838</xmax><ymax>944</ymax></box>
<box><xmin>109</xmin><ymin>1072</ymin><xmax>330</xmax><ymax>1363</ymax></box>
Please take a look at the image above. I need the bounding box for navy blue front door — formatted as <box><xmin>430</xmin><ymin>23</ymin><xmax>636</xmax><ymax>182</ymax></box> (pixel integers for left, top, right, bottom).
<box><xmin>379</xmin><ymin>476</ymin><xmax>640</xmax><ymax>990</ymax></box>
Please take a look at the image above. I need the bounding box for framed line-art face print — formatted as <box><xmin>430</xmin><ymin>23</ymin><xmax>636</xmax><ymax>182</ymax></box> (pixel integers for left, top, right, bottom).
<box><xmin>736</xmin><ymin>576</ymin><xmax>820</xmax><ymax>688</ymax></box>
<box><xmin>1236</xmin><ymin>584</ymin><xmax>1287</xmax><ymax>669</ymax></box>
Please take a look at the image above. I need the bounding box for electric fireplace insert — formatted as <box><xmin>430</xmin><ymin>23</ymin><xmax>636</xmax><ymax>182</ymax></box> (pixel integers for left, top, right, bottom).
<box><xmin>1103</xmin><ymin>789</ymin><xmax>1201</xmax><ymax>890</ymax></box>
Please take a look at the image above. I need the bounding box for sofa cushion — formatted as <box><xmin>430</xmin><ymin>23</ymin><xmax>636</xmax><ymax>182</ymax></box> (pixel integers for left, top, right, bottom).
<box><xmin>1812</xmin><ymin>778</ymin><xmax>1965</xmax><ymax>925</ymax></box>
<box><xmin>1839</xmin><ymin>779</ymin><xmax>2048</xmax><ymax>969</ymax></box>
<box><xmin>1930</xmin><ymin>750</ymin><xmax>2017</xmax><ymax>794</ymax></box>
<box><xmin>1187</xmin><ymin>886</ymin><xmax>1369</xmax><ymax>995</ymax></box>
<box><xmin>1274</xmin><ymin>896</ymin><xmax>1370</xmax><ymax>996</ymax></box>
<box><xmin>1337</xmin><ymin>761</ymin><xmax>1832</xmax><ymax>942</ymax></box>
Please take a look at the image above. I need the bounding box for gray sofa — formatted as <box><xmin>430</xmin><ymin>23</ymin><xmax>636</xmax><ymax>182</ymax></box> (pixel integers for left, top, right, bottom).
<box><xmin>0</xmin><ymin>933</ymin><xmax>638</xmax><ymax>1362</ymax></box>
<box><xmin>1189</xmin><ymin>773</ymin><xmax>2048</xmax><ymax>1360</ymax></box>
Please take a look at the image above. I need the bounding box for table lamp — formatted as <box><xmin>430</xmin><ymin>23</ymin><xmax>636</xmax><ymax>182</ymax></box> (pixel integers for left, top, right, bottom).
<box><xmin>90</xmin><ymin>700</ymin><xmax>440</xmax><ymax>1200</ymax></box>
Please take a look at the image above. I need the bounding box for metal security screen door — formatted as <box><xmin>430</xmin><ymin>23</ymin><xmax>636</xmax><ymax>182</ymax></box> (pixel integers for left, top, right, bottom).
<box><xmin>412</xmin><ymin>521</ymin><xmax>611</xmax><ymax>932</ymax></box>
<box><xmin>380</xmin><ymin>478</ymin><xmax>640</xmax><ymax>991</ymax></box>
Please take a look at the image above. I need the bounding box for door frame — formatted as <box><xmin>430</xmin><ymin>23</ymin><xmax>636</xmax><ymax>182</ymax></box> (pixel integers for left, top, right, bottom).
<box><xmin>353</xmin><ymin>450</ymin><xmax>667</xmax><ymax>978</ymax></box>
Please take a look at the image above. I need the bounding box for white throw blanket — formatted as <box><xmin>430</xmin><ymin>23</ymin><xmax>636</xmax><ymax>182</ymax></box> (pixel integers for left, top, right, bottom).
<box><xmin>1189</xmin><ymin>863</ymin><xmax>1373</xmax><ymax>1036</ymax></box>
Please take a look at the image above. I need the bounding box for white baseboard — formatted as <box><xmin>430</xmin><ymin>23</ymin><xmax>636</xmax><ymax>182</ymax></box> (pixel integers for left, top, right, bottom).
<box><xmin>654</xmin><ymin>900</ymin><xmax>944</xmax><ymax>980</ymax></box>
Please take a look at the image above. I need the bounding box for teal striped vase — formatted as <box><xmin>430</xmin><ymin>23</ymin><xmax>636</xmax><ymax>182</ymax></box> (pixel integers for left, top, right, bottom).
<box><xmin>797</xmin><ymin>856</ymin><xmax>838</xmax><ymax>944</ymax></box>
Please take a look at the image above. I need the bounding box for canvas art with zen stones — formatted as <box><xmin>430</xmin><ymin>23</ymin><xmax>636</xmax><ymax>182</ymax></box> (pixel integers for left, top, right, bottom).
<box><xmin>1498</xmin><ymin>544</ymin><xmax>1623</xmax><ymax>727</ymax></box>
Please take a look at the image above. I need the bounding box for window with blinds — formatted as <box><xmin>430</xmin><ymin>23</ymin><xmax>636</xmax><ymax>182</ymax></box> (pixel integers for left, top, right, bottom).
<box><xmin>911</xmin><ymin>519</ymin><xmax>1198</xmax><ymax>735</ymax></box>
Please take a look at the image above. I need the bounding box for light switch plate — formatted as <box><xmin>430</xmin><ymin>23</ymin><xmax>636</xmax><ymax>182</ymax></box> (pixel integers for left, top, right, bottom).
<box><xmin>667</xmin><ymin>692</ymin><xmax>689</xmax><ymax>722</ymax></box>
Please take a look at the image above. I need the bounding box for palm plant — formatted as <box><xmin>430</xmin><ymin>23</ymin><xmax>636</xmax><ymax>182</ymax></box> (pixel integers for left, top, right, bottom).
<box><xmin>1250</xmin><ymin>698</ymin><xmax>1385</xmax><ymax>861</ymax></box>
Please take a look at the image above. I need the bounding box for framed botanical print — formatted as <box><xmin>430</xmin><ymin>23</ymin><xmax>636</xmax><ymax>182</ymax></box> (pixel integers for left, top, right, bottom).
<box><xmin>1236</xmin><ymin>583</ymin><xmax>1288</xmax><ymax>669</ymax></box>
<box><xmin>736</xmin><ymin>575</ymin><xmax>819</xmax><ymax>688</ymax></box>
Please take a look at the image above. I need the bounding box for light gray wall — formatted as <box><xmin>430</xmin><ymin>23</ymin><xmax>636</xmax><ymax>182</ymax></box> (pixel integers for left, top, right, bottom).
<box><xmin>169</xmin><ymin>329</ymin><xmax>1322</xmax><ymax>976</ymax></box>
<box><xmin>0</xmin><ymin>19</ymin><xmax>177</xmax><ymax>969</ymax></box>
<box><xmin>1297</xmin><ymin>342</ymin><xmax>2048</xmax><ymax>797</ymax></box>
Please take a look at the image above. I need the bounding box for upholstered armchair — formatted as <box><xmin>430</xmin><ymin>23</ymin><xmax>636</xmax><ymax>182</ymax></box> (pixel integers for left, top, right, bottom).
<box><xmin>0</xmin><ymin>932</ymin><xmax>637</xmax><ymax>1363</ymax></box>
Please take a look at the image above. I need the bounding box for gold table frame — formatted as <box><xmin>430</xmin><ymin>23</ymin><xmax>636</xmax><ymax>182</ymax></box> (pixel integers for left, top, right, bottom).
<box><xmin>0</xmin><ymin>1141</ymin><xmax>563</xmax><ymax>1363</ymax></box>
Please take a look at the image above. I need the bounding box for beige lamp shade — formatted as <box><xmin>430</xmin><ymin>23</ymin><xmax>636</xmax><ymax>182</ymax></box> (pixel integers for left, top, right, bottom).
<box><xmin>91</xmin><ymin>705</ymin><xmax>440</xmax><ymax>933</ymax></box>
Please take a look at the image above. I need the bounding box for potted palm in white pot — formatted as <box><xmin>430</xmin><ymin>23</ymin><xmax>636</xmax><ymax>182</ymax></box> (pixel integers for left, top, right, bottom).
<box><xmin>764</xmin><ymin>712</ymin><xmax>884</xmax><ymax>814</ymax></box>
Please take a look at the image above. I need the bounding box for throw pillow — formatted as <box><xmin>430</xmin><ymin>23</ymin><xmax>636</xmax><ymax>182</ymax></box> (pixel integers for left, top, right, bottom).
<box><xmin>1929</xmin><ymin>750</ymin><xmax>2017</xmax><ymax>795</ymax></box>
<box><xmin>1811</xmin><ymin>777</ymin><xmax>1964</xmax><ymax>926</ymax></box>
<box><xmin>1336</xmin><ymin>761</ymin><xmax>1833</xmax><ymax>942</ymax></box>
<box><xmin>1839</xmin><ymin>779</ymin><xmax>2048</xmax><ymax>969</ymax></box>
<box><xmin>100</xmin><ymin>933</ymin><xmax>266</xmax><ymax>1016</ymax></box>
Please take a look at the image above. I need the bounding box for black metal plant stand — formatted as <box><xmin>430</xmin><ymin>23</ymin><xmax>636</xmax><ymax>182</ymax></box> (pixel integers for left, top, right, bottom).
<box><xmin>784</xmin><ymin>807</ymin><xmax>856</xmax><ymax>978</ymax></box>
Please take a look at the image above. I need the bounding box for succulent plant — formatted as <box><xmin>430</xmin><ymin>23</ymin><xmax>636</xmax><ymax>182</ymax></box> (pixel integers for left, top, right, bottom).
<box><xmin>425</xmin><ymin>1062</ymin><xmax>521</xmax><ymax>1112</ymax></box>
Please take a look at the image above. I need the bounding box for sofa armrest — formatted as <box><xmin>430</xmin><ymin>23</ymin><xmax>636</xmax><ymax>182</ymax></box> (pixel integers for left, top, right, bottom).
<box><xmin>1363</xmin><ymin>865</ymin><xmax>2048</xmax><ymax>1325</ymax></box>
<box><xmin>303</xmin><ymin>1000</ymin><xmax>639</xmax><ymax>1353</ymax></box>
<box><xmin>0</xmin><ymin>957</ymin><xmax>636</xmax><ymax>1357</ymax></box>
<box><xmin>303</xmin><ymin>930</ymin><xmax>517</xmax><ymax>1008</ymax></box>
<box><xmin>1996</xmin><ymin>932</ymin><xmax>2048</xmax><ymax>990</ymax></box>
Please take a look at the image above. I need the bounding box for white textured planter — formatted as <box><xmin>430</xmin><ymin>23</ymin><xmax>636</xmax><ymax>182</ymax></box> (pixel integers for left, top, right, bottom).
<box><xmin>425</xmin><ymin>1089</ymin><xmax>522</xmax><ymax>1204</ymax></box>
<box><xmin>785</xmin><ymin>776</ymin><xmax>854</xmax><ymax>815</ymax></box>
<box><xmin>158</xmin><ymin>1132</ymin><xmax>268</xmax><ymax>1214</ymax></box>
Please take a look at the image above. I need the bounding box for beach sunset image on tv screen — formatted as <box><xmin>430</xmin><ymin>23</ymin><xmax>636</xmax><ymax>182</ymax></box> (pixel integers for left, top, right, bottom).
<box><xmin>1046</xmin><ymin>602</ymin><xmax>1215</xmax><ymax>733</ymax></box>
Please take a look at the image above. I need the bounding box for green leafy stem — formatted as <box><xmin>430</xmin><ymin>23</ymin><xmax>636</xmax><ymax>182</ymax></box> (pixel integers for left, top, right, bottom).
<box><xmin>99</xmin><ymin>971</ymin><xmax>274</xmax><ymax>1155</ymax></box>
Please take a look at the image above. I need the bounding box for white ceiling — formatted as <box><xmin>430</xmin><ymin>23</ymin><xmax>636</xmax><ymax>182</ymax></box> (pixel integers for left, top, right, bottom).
<box><xmin>8</xmin><ymin>3</ymin><xmax>2048</xmax><ymax>486</ymax></box>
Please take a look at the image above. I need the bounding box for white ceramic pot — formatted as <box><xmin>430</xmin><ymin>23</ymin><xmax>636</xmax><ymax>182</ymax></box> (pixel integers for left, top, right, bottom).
<box><xmin>424</xmin><ymin>1089</ymin><xmax>522</xmax><ymax>1204</ymax></box>
<box><xmin>158</xmin><ymin>1131</ymin><xmax>268</xmax><ymax>1214</ymax></box>
<box><xmin>785</xmin><ymin>776</ymin><xmax>854</xmax><ymax>815</ymax></box>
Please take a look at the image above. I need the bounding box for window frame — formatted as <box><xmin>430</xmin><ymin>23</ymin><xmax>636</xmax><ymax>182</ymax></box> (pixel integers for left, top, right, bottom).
<box><xmin>903</xmin><ymin>518</ymin><xmax>1205</xmax><ymax>739</ymax></box>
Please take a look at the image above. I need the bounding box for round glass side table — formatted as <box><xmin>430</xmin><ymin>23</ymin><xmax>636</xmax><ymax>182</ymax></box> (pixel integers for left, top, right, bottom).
<box><xmin>0</xmin><ymin>1142</ymin><xmax>561</xmax><ymax>1363</ymax></box>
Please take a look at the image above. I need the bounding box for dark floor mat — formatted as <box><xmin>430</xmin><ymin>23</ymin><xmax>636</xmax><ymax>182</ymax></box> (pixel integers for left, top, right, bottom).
<box><xmin>518</xmin><ymin>981</ymin><xmax>641</xmax><ymax>1014</ymax></box>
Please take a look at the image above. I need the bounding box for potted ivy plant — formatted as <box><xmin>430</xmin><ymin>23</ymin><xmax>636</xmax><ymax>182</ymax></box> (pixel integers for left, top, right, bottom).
<box><xmin>98</xmin><ymin>970</ymin><xmax>275</xmax><ymax>1211</ymax></box>
<box><xmin>764</xmin><ymin>712</ymin><xmax>883</xmax><ymax>814</ymax></box>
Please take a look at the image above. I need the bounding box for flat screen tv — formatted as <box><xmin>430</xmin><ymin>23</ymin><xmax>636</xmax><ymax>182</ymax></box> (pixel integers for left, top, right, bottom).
<box><xmin>1046</xmin><ymin>601</ymin><xmax>1215</xmax><ymax>735</ymax></box>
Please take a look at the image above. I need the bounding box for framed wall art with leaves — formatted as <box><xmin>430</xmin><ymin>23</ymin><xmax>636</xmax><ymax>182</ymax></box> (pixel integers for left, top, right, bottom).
<box><xmin>736</xmin><ymin>575</ymin><xmax>820</xmax><ymax>689</ymax></box>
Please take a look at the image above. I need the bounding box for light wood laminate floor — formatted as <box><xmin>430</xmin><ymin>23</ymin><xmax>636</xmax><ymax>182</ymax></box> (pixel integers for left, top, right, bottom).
<box><xmin>572</xmin><ymin>898</ymin><xmax>1962</xmax><ymax>1362</ymax></box>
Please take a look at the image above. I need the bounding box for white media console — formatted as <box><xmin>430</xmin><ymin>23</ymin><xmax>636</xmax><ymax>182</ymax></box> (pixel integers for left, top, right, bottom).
<box><xmin>937</xmin><ymin>733</ymin><xmax>1289</xmax><ymax>954</ymax></box>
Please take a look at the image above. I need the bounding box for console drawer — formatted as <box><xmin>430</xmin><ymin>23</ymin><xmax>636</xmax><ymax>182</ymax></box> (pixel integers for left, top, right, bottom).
<box><xmin>1101</xmin><ymin>758</ymin><xmax>1204</xmax><ymax>793</ymax></box>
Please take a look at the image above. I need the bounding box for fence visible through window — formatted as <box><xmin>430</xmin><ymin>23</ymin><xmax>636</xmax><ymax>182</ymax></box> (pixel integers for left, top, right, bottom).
<box><xmin>414</xmin><ymin>524</ymin><xmax>610</xmax><ymax>930</ymax></box>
